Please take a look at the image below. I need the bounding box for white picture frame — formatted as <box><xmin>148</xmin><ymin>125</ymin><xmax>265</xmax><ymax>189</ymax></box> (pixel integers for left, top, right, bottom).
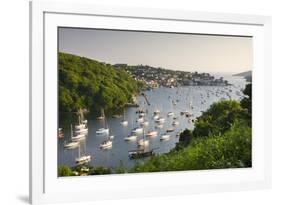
<box><xmin>30</xmin><ymin>1</ymin><xmax>272</xmax><ymax>204</ymax></box>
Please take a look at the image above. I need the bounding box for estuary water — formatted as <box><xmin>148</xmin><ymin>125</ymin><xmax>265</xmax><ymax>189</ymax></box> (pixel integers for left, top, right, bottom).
<box><xmin>58</xmin><ymin>74</ymin><xmax>247</xmax><ymax>169</ymax></box>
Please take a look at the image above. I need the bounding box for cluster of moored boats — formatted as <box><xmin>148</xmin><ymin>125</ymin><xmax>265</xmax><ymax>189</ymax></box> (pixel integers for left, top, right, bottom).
<box><xmin>123</xmin><ymin>106</ymin><xmax>190</xmax><ymax>159</ymax></box>
<box><xmin>62</xmin><ymin>117</ymin><xmax>91</xmax><ymax>165</ymax></box>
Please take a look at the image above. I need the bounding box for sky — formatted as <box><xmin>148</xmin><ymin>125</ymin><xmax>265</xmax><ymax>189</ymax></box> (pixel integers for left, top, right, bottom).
<box><xmin>59</xmin><ymin>27</ymin><xmax>252</xmax><ymax>74</ymax></box>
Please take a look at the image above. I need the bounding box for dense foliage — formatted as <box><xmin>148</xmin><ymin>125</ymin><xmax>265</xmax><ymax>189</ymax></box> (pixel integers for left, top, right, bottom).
<box><xmin>240</xmin><ymin>83</ymin><xmax>252</xmax><ymax>119</ymax></box>
<box><xmin>192</xmin><ymin>100</ymin><xmax>248</xmax><ymax>138</ymax></box>
<box><xmin>59</xmin><ymin>52</ymin><xmax>142</xmax><ymax>112</ymax></box>
<box><xmin>58</xmin><ymin>165</ymin><xmax>73</xmax><ymax>176</ymax></box>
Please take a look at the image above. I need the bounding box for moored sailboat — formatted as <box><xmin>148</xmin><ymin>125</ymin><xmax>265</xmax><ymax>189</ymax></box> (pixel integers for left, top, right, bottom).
<box><xmin>99</xmin><ymin>139</ymin><xmax>113</xmax><ymax>149</ymax></box>
<box><xmin>64</xmin><ymin>141</ymin><xmax>79</xmax><ymax>149</ymax></box>
<box><xmin>75</xmin><ymin>144</ymin><xmax>91</xmax><ymax>165</ymax></box>
<box><xmin>96</xmin><ymin>109</ymin><xmax>110</xmax><ymax>135</ymax></box>
<box><xmin>120</xmin><ymin>109</ymin><xmax>128</xmax><ymax>126</ymax></box>
<box><xmin>132</xmin><ymin>127</ymin><xmax>143</xmax><ymax>134</ymax></box>
<box><xmin>97</xmin><ymin>108</ymin><xmax>105</xmax><ymax>120</ymax></box>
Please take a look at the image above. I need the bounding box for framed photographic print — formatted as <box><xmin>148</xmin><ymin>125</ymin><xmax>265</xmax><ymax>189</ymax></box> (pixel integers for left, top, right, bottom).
<box><xmin>30</xmin><ymin>1</ymin><xmax>271</xmax><ymax>204</ymax></box>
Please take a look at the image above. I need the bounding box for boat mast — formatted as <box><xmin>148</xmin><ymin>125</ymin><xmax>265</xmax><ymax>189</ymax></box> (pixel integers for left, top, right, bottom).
<box><xmin>102</xmin><ymin>108</ymin><xmax>106</xmax><ymax>128</ymax></box>
<box><xmin>143</xmin><ymin>127</ymin><xmax>147</xmax><ymax>151</ymax></box>
<box><xmin>123</xmin><ymin>108</ymin><xmax>126</xmax><ymax>121</ymax></box>
<box><xmin>70</xmin><ymin>124</ymin><xmax>73</xmax><ymax>140</ymax></box>
<box><xmin>78</xmin><ymin>143</ymin><xmax>81</xmax><ymax>158</ymax></box>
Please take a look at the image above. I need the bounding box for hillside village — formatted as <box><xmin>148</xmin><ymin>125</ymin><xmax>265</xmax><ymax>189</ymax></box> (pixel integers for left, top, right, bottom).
<box><xmin>113</xmin><ymin>64</ymin><xmax>229</xmax><ymax>89</ymax></box>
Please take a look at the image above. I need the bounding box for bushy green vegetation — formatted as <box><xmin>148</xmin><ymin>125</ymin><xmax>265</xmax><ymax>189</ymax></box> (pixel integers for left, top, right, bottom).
<box><xmin>90</xmin><ymin>167</ymin><xmax>112</xmax><ymax>175</ymax></box>
<box><xmin>240</xmin><ymin>83</ymin><xmax>252</xmax><ymax>120</ymax></box>
<box><xmin>193</xmin><ymin>100</ymin><xmax>248</xmax><ymax>138</ymax></box>
<box><xmin>59</xmin><ymin>52</ymin><xmax>142</xmax><ymax>112</ymax></box>
<box><xmin>58</xmin><ymin>165</ymin><xmax>73</xmax><ymax>176</ymax></box>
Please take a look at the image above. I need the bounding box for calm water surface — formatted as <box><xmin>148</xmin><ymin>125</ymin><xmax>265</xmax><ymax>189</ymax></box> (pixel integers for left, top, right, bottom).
<box><xmin>58</xmin><ymin>75</ymin><xmax>247</xmax><ymax>169</ymax></box>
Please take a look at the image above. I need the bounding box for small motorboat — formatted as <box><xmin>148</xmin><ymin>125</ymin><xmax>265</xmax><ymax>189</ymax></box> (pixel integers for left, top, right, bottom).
<box><xmin>124</xmin><ymin>135</ymin><xmax>137</xmax><ymax>141</ymax></box>
<box><xmin>146</xmin><ymin>130</ymin><xmax>157</xmax><ymax>137</ymax></box>
<box><xmin>166</xmin><ymin>128</ymin><xmax>175</xmax><ymax>132</ymax></box>
<box><xmin>155</xmin><ymin>117</ymin><xmax>165</xmax><ymax>124</ymax></box>
<box><xmin>129</xmin><ymin>149</ymin><xmax>154</xmax><ymax>159</ymax></box>
<box><xmin>160</xmin><ymin>134</ymin><xmax>170</xmax><ymax>141</ymax></box>
<box><xmin>172</xmin><ymin>121</ymin><xmax>179</xmax><ymax>126</ymax></box>
<box><xmin>167</xmin><ymin>112</ymin><xmax>174</xmax><ymax>117</ymax></box>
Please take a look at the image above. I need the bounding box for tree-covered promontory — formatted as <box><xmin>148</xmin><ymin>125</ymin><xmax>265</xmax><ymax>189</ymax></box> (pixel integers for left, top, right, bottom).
<box><xmin>59</xmin><ymin>52</ymin><xmax>143</xmax><ymax>113</ymax></box>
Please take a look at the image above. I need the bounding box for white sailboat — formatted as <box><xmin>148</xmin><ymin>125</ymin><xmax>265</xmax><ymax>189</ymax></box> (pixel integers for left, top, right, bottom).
<box><xmin>120</xmin><ymin>109</ymin><xmax>128</xmax><ymax>126</ymax></box>
<box><xmin>99</xmin><ymin>139</ymin><xmax>113</xmax><ymax>149</ymax></box>
<box><xmin>96</xmin><ymin>109</ymin><xmax>110</xmax><ymax>135</ymax></box>
<box><xmin>97</xmin><ymin>108</ymin><xmax>105</xmax><ymax>120</ymax></box>
<box><xmin>75</xmin><ymin>115</ymin><xmax>88</xmax><ymax>134</ymax></box>
<box><xmin>71</xmin><ymin>134</ymin><xmax>86</xmax><ymax>142</ymax></box>
<box><xmin>75</xmin><ymin>145</ymin><xmax>91</xmax><ymax>165</ymax></box>
<box><xmin>132</xmin><ymin>127</ymin><xmax>143</xmax><ymax>134</ymax></box>
<box><xmin>137</xmin><ymin>129</ymin><xmax>149</xmax><ymax>147</ymax></box>
<box><xmin>64</xmin><ymin>141</ymin><xmax>79</xmax><ymax>149</ymax></box>
<box><xmin>96</xmin><ymin>127</ymin><xmax>109</xmax><ymax>135</ymax></box>
<box><xmin>75</xmin><ymin>124</ymin><xmax>85</xmax><ymax>129</ymax></box>
<box><xmin>67</xmin><ymin>124</ymin><xmax>85</xmax><ymax>142</ymax></box>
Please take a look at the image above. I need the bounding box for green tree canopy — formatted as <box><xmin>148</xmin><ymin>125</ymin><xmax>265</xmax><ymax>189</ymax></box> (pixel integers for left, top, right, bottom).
<box><xmin>59</xmin><ymin>52</ymin><xmax>142</xmax><ymax>113</ymax></box>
